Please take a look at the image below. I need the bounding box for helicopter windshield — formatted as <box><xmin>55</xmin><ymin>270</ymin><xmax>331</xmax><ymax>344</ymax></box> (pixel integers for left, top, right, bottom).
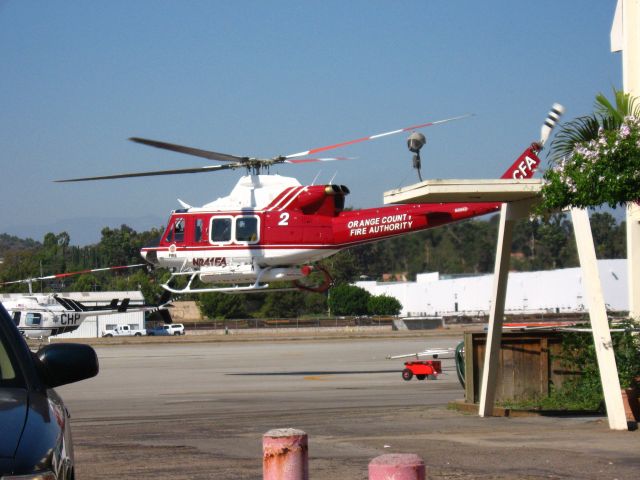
<box><xmin>164</xmin><ymin>216</ymin><xmax>185</xmax><ymax>244</ymax></box>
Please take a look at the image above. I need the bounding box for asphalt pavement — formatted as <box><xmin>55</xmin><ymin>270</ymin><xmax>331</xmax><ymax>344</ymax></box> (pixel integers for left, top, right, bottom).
<box><xmin>57</xmin><ymin>333</ymin><xmax>640</xmax><ymax>479</ymax></box>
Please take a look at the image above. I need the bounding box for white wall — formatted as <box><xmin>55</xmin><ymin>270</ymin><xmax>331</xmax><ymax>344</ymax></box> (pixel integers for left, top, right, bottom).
<box><xmin>356</xmin><ymin>259</ymin><xmax>628</xmax><ymax>317</ymax></box>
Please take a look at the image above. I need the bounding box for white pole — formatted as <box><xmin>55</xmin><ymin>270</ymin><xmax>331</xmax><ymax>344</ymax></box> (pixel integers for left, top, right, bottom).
<box><xmin>478</xmin><ymin>204</ymin><xmax>511</xmax><ymax>416</ymax></box>
<box><xmin>571</xmin><ymin>208</ymin><xmax>628</xmax><ymax>430</ymax></box>
<box><xmin>613</xmin><ymin>0</ymin><xmax>640</xmax><ymax>319</ymax></box>
<box><xmin>479</xmin><ymin>198</ymin><xmax>536</xmax><ymax>416</ymax></box>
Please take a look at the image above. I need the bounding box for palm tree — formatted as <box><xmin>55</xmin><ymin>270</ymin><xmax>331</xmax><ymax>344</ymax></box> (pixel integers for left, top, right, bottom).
<box><xmin>550</xmin><ymin>89</ymin><xmax>640</xmax><ymax>162</ymax></box>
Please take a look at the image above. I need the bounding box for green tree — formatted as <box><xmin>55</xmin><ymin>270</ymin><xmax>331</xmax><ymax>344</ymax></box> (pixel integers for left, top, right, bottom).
<box><xmin>259</xmin><ymin>291</ymin><xmax>306</xmax><ymax>318</ymax></box>
<box><xmin>368</xmin><ymin>294</ymin><xmax>402</xmax><ymax>316</ymax></box>
<box><xmin>550</xmin><ymin>90</ymin><xmax>640</xmax><ymax>161</ymax></box>
<box><xmin>533</xmin><ymin>214</ymin><xmax>577</xmax><ymax>269</ymax></box>
<box><xmin>589</xmin><ymin>212</ymin><xmax>625</xmax><ymax>259</ymax></box>
<box><xmin>198</xmin><ymin>292</ymin><xmax>247</xmax><ymax>319</ymax></box>
<box><xmin>328</xmin><ymin>284</ymin><xmax>370</xmax><ymax>316</ymax></box>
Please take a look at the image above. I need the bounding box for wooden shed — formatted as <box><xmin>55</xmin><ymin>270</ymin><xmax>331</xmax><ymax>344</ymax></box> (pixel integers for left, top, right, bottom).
<box><xmin>464</xmin><ymin>331</ymin><xmax>574</xmax><ymax>404</ymax></box>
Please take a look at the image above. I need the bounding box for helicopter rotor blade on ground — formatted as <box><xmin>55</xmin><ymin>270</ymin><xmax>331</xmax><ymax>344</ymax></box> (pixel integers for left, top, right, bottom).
<box><xmin>0</xmin><ymin>264</ymin><xmax>147</xmax><ymax>286</ymax></box>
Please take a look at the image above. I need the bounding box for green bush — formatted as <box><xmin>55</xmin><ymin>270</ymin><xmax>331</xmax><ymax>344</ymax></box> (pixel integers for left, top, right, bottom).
<box><xmin>328</xmin><ymin>284</ymin><xmax>371</xmax><ymax>316</ymax></box>
<box><xmin>549</xmin><ymin>321</ymin><xmax>640</xmax><ymax>410</ymax></box>
<box><xmin>367</xmin><ymin>294</ymin><xmax>402</xmax><ymax>316</ymax></box>
<box><xmin>539</xmin><ymin>90</ymin><xmax>640</xmax><ymax>212</ymax></box>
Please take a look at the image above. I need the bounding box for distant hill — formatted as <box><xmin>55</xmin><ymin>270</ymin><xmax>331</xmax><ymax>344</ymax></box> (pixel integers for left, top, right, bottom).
<box><xmin>0</xmin><ymin>233</ymin><xmax>41</xmax><ymax>252</ymax></box>
<box><xmin>1</xmin><ymin>214</ymin><xmax>165</xmax><ymax>246</ymax></box>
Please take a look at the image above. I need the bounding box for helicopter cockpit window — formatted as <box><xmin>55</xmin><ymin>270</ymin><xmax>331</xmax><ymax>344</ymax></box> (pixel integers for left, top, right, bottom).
<box><xmin>165</xmin><ymin>217</ymin><xmax>186</xmax><ymax>244</ymax></box>
<box><xmin>25</xmin><ymin>313</ymin><xmax>41</xmax><ymax>326</ymax></box>
<box><xmin>211</xmin><ymin>217</ymin><xmax>232</xmax><ymax>243</ymax></box>
<box><xmin>164</xmin><ymin>219</ymin><xmax>174</xmax><ymax>243</ymax></box>
<box><xmin>235</xmin><ymin>217</ymin><xmax>259</xmax><ymax>243</ymax></box>
<box><xmin>174</xmin><ymin>217</ymin><xmax>185</xmax><ymax>243</ymax></box>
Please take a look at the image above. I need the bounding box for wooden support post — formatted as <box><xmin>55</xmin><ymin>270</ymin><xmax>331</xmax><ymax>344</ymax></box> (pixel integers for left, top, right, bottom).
<box><xmin>368</xmin><ymin>453</ymin><xmax>426</xmax><ymax>480</ymax></box>
<box><xmin>627</xmin><ymin>203</ymin><xmax>640</xmax><ymax>319</ymax></box>
<box><xmin>478</xmin><ymin>198</ymin><xmax>536</xmax><ymax>415</ymax></box>
<box><xmin>614</xmin><ymin>0</ymin><xmax>640</xmax><ymax>318</ymax></box>
<box><xmin>263</xmin><ymin>428</ymin><xmax>309</xmax><ymax>480</ymax></box>
<box><xmin>571</xmin><ymin>208</ymin><xmax>628</xmax><ymax>430</ymax></box>
<box><xmin>479</xmin><ymin>203</ymin><xmax>514</xmax><ymax>416</ymax></box>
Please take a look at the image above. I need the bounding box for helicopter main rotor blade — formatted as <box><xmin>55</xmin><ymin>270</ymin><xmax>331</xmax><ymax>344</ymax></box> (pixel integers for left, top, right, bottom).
<box><xmin>284</xmin><ymin>114</ymin><xmax>473</xmax><ymax>159</ymax></box>
<box><xmin>55</xmin><ymin>163</ymin><xmax>238</xmax><ymax>182</ymax></box>
<box><xmin>130</xmin><ymin>137</ymin><xmax>248</xmax><ymax>163</ymax></box>
<box><xmin>284</xmin><ymin>156</ymin><xmax>354</xmax><ymax>164</ymax></box>
<box><xmin>0</xmin><ymin>264</ymin><xmax>147</xmax><ymax>285</ymax></box>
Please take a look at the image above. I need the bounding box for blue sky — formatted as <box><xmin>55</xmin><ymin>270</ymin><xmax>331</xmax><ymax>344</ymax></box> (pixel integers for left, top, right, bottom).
<box><xmin>0</xmin><ymin>1</ymin><xmax>622</xmax><ymax>245</ymax></box>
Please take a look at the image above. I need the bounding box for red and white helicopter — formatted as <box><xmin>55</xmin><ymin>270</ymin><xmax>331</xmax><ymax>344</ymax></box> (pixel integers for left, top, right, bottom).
<box><xmin>57</xmin><ymin>106</ymin><xmax>563</xmax><ymax>295</ymax></box>
<box><xmin>1</xmin><ymin>264</ymin><xmax>171</xmax><ymax>339</ymax></box>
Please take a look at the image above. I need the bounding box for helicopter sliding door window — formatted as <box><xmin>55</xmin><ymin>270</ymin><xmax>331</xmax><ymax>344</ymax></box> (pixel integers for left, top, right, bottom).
<box><xmin>210</xmin><ymin>217</ymin><xmax>232</xmax><ymax>244</ymax></box>
<box><xmin>25</xmin><ymin>313</ymin><xmax>42</xmax><ymax>326</ymax></box>
<box><xmin>235</xmin><ymin>216</ymin><xmax>259</xmax><ymax>244</ymax></box>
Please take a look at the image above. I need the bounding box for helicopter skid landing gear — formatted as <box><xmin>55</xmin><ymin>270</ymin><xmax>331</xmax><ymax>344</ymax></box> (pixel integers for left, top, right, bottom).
<box><xmin>161</xmin><ymin>263</ymin><xmax>333</xmax><ymax>295</ymax></box>
<box><xmin>160</xmin><ymin>270</ymin><xmax>275</xmax><ymax>295</ymax></box>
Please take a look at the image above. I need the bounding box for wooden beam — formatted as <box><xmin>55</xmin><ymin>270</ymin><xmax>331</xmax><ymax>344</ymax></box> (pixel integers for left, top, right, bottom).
<box><xmin>571</xmin><ymin>208</ymin><xmax>627</xmax><ymax>430</ymax></box>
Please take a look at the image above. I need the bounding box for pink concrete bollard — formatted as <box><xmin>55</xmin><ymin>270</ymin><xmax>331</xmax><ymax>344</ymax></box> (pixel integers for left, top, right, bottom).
<box><xmin>368</xmin><ymin>453</ymin><xmax>426</xmax><ymax>480</ymax></box>
<box><xmin>263</xmin><ymin>428</ymin><xmax>309</xmax><ymax>480</ymax></box>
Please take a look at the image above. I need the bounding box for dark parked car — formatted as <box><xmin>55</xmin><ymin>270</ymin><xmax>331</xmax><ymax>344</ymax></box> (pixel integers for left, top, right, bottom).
<box><xmin>0</xmin><ymin>302</ymin><xmax>99</xmax><ymax>479</ymax></box>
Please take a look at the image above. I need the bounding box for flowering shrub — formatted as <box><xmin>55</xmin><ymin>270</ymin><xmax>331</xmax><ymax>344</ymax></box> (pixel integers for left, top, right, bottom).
<box><xmin>540</xmin><ymin>116</ymin><xmax>640</xmax><ymax>211</ymax></box>
<box><xmin>539</xmin><ymin>116</ymin><xmax>640</xmax><ymax>211</ymax></box>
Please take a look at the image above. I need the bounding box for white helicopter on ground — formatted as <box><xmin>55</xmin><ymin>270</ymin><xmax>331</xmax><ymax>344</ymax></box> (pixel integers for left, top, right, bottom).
<box><xmin>0</xmin><ymin>264</ymin><xmax>171</xmax><ymax>340</ymax></box>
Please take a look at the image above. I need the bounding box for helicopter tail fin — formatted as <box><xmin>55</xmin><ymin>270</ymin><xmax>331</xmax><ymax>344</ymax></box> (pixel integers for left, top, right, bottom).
<box><xmin>499</xmin><ymin>103</ymin><xmax>563</xmax><ymax>180</ymax></box>
<box><xmin>499</xmin><ymin>144</ymin><xmax>541</xmax><ymax>180</ymax></box>
<box><xmin>54</xmin><ymin>296</ymin><xmax>87</xmax><ymax>312</ymax></box>
<box><xmin>117</xmin><ymin>298</ymin><xmax>130</xmax><ymax>312</ymax></box>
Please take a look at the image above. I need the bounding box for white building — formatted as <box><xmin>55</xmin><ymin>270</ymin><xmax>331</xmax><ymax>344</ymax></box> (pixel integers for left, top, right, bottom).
<box><xmin>356</xmin><ymin>259</ymin><xmax>628</xmax><ymax>317</ymax></box>
<box><xmin>0</xmin><ymin>290</ymin><xmax>146</xmax><ymax>338</ymax></box>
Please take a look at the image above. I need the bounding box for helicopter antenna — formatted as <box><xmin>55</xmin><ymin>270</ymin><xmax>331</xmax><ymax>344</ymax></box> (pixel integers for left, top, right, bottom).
<box><xmin>311</xmin><ymin>171</ymin><xmax>322</xmax><ymax>186</ymax></box>
<box><xmin>328</xmin><ymin>171</ymin><xmax>338</xmax><ymax>185</ymax></box>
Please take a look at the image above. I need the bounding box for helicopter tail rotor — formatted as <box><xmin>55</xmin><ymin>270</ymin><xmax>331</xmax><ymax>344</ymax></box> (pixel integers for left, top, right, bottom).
<box><xmin>539</xmin><ymin>103</ymin><xmax>564</xmax><ymax>147</ymax></box>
